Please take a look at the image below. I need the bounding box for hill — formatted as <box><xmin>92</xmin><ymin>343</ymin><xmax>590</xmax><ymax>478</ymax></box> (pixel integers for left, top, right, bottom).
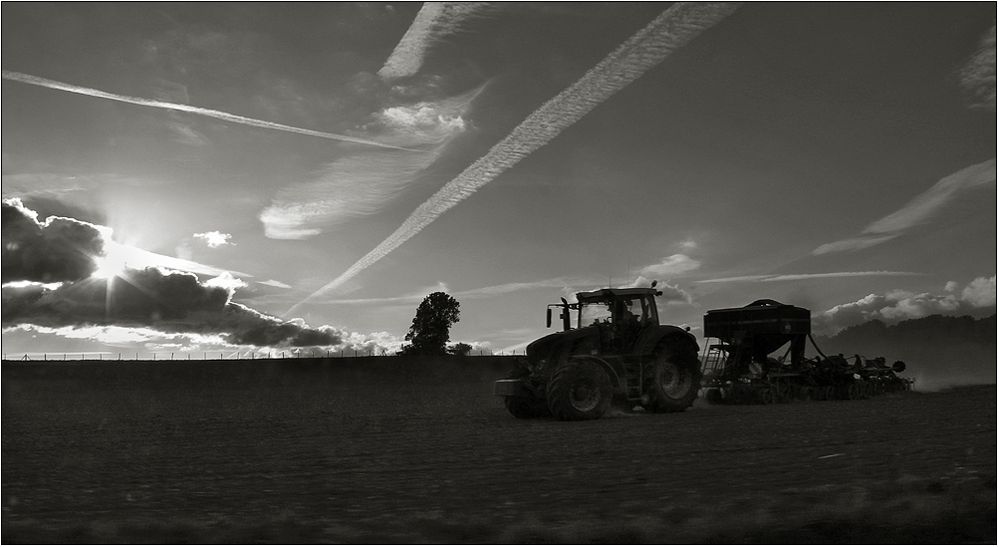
<box><xmin>814</xmin><ymin>314</ymin><xmax>996</xmax><ymax>390</ymax></box>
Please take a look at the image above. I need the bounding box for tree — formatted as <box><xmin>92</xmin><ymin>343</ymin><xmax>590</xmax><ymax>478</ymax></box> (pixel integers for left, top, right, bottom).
<box><xmin>448</xmin><ymin>342</ymin><xmax>473</xmax><ymax>357</ymax></box>
<box><xmin>399</xmin><ymin>292</ymin><xmax>461</xmax><ymax>356</ymax></box>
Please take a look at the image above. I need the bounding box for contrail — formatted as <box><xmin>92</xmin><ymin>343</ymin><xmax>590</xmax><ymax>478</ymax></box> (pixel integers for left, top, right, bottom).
<box><xmin>378</xmin><ymin>2</ymin><xmax>490</xmax><ymax>80</ymax></box>
<box><xmin>696</xmin><ymin>271</ymin><xmax>923</xmax><ymax>284</ymax></box>
<box><xmin>1</xmin><ymin>70</ymin><xmax>415</xmax><ymax>152</ymax></box>
<box><xmin>813</xmin><ymin>158</ymin><xmax>996</xmax><ymax>255</ymax></box>
<box><xmin>286</xmin><ymin>2</ymin><xmax>740</xmax><ymax>316</ymax></box>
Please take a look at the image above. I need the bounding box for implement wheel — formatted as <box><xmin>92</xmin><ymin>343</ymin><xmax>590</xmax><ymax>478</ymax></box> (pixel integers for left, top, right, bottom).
<box><xmin>547</xmin><ymin>360</ymin><xmax>613</xmax><ymax>420</ymax></box>
<box><xmin>645</xmin><ymin>344</ymin><xmax>702</xmax><ymax>413</ymax></box>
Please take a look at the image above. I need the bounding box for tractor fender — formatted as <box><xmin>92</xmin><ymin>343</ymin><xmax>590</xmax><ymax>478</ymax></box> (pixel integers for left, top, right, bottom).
<box><xmin>530</xmin><ymin>327</ymin><xmax>601</xmax><ymax>373</ymax></box>
<box><xmin>636</xmin><ymin>325</ymin><xmax>700</xmax><ymax>357</ymax></box>
<box><xmin>566</xmin><ymin>355</ymin><xmax>622</xmax><ymax>389</ymax></box>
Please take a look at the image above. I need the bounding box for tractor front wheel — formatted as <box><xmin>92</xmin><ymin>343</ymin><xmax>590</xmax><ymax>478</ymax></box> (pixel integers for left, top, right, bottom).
<box><xmin>546</xmin><ymin>360</ymin><xmax>613</xmax><ymax>420</ymax></box>
<box><xmin>645</xmin><ymin>344</ymin><xmax>701</xmax><ymax>413</ymax></box>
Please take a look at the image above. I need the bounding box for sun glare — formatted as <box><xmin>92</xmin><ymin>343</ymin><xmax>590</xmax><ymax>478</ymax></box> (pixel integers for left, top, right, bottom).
<box><xmin>91</xmin><ymin>241</ymin><xmax>142</xmax><ymax>279</ymax></box>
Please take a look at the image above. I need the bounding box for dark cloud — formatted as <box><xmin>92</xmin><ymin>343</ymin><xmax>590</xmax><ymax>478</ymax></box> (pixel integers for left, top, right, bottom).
<box><xmin>18</xmin><ymin>196</ymin><xmax>107</xmax><ymax>226</ymax></box>
<box><xmin>2</xmin><ymin>267</ymin><xmax>342</xmax><ymax>348</ymax></box>
<box><xmin>2</xmin><ymin>198</ymin><xmax>105</xmax><ymax>283</ymax></box>
<box><xmin>2</xmin><ymin>199</ymin><xmax>340</xmax><ymax>348</ymax></box>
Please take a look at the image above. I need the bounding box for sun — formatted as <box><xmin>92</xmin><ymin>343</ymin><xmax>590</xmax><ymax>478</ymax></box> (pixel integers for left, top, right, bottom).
<box><xmin>91</xmin><ymin>241</ymin><xmax>142</xmax><ymax>279</ymax></box>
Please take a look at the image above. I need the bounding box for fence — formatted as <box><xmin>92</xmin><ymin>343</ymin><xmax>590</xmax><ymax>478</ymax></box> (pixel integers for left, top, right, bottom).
<box><xmin>2</xmin><ymin>349</ymin><xmax>519</xmax><ymax>361</ymax></box>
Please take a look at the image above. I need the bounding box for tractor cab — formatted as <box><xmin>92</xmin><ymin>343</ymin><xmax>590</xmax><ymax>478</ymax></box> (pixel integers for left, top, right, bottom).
<box><xmin>547</xmin><ymin>286</ymin><xmax>663</xmax><ymax>332</ymax></box>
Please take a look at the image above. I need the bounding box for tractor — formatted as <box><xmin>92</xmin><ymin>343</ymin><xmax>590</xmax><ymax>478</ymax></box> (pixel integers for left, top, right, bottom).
<box><xmin>494</xmin><ymin>282</ymin><xmax>701</xmax><ymax>420</ymax></box>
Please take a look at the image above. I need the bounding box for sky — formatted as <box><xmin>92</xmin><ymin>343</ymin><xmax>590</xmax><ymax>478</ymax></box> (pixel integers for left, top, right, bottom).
<box><xmin>2</xmin><ymin>2</ymin><xmax>996</xmax><ymax>358</ymax></box>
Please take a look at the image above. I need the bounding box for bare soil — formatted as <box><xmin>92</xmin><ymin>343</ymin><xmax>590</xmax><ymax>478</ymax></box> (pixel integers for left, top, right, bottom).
<box><xmin>2</xmin><ymin>357</ymin><xmax>995</xmax><ymax>543</ymax></box>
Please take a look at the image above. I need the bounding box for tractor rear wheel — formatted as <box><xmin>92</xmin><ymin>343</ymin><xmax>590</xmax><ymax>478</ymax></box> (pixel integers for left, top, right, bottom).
<box><xmin>645</xmin><ymin>344</ymin><xmax>701</xmax><ymax>413</ymax></box>
<box><xmin>546</xmin><ymin>360</ymin><xmax>613</xmax><ymax>421</ymax></box>
<box><xmin>504</xmin><ymin>396</ymin><xmax>551</xmax><ymax>419</ymax></box>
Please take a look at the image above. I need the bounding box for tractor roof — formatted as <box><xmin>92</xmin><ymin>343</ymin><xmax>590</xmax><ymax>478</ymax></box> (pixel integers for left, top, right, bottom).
<box><xmin>575</xmin><ymin>287</ymin><xmax>658</xmax><ymax>301</ymax></box>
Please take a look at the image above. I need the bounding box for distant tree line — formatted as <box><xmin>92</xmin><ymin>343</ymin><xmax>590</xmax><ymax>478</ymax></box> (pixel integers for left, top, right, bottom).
<box><xmin>815</xmin><ymin>314</ymin><xmax>996</xmax><ymax>385</ymax></box>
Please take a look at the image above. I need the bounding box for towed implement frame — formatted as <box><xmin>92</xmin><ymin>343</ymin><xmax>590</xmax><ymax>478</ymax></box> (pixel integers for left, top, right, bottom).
<box><xmin>700</xmin><ymin>300</ymin><xmax>913</xmax><ymax>404</ymax></box>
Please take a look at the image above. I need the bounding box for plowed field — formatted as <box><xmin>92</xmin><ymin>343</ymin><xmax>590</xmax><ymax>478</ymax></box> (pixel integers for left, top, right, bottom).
<box><xmin>2</xmin><ymin>357</ymin><xmax>995</xmax><ymax>543</ymax></box>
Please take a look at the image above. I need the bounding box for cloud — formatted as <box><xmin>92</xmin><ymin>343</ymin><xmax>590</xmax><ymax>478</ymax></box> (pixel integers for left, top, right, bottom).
<box><xmin>1</xmin><ymin>200</ymin><xmax>337</xmax><ymax>350</ymax></box>
<box><xmin>813</xmin><ymin>159</ymin><xmax>996</xmax><ymax>255</ymax></box>
<box><xmin>203</xmin><ymin>272</ymin><xmax>247</xmax><ymax>292</ymax></box>
<box><xmin>4</xmin><ymin>197</ymin><xmax>250</xmax><ymax>282</ymax></box>
<box><xmin>100</xmin><ymin>240</ymin><xmax>252</xmax><ymax>279</ymax></box>
<box><xmin>10</xmin><ymin>324</ymin><xmax>219</xmax><ymax>347</ymax></box>
<box><xmin>313</xmin><ymin>268</ymin><xmax>693</xmax><ymax>308</ymax></box>
<box><xmin>959</xmin><ymin>24</ymin><xmax>996</xmax><ymax>112</ymax></box>
<box><xmin>2</xmin><ymin>198</ymin><xmax>106</xmax><ymax>284</ymax></box>
<box><xmin>696</xmin><ymin>271</ymin><xmax>921</xmax><ymax>284</ymax></box>
<box><xmin>317</xmin><ymin>282</ymin><xmax>450</xmax><ymax>306</ymax></box>
<box><xmin>259</xmin><ymin>86</ymin><xmax>482</xmax><ymax>239</ymax></box>
<box><xmin>961</xmin><ymin>275</ymin><xmax>997</xmax><ymax>307</ymax></box>
<box><xmin>1</xmin><ymin>70</ymin><xmax>414</xmax><ymax>152</ymax></box>
<box><xmin>815</xmin><ymin>276</ymin><xmax>997</xmax><ymax>334</ymax></box>
<box><xmin>643</xmin><ymin>277</ymin><xmax>693</xmax><ymax>305</ymax></box>
<box><xmin>810</xmin><ymin>235</ymin><xmax>899</xmax><ymax>256</ymax></box>
<box><xmin>150</xmin><ymin>79</ymin><xmax>211</xmax><ymax>147</ymax></box>
<box><xmin>376</xmin><ymin>100</ymin><xmax>468</xmax><ymax>140</ymax></box>
<box><xmin>193</xmin><ymin>231</ymin><xmax>234</xmax><ymax>248</ymax></box>
<box><xmin>638</xmin><ymin>254</ymin><xmax>701</xmax><ymax>278</ymax></box>
<box><xmin>1</xmin><ymin>266</ymin><xmax>341</xmax><ymax>348</ymax></box>
<box><xmin>378</xmin><ymin>2</ymin><xmax>493</xmax><ymax>80</ymax></box>
<box><xmin>287</xmin><ymin>3</ymin><xmax>741</xmax><ymax>313</ymax></box>
<box><xmin>335</xmin><ymin>330</ymin><xmax>406</xmax><ymax>355</ymax></box>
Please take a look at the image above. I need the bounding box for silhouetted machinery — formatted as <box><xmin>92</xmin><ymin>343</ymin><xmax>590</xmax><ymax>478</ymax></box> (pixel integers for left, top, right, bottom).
<box><xmin>494</xmin><ymin>282</ymin><xmax>701</xmax><ymax>420</ymax></box>
<box><xmin>700</xmin><ymin>299</ymin><xmax>912</xmax><ymax>404</ymax></box>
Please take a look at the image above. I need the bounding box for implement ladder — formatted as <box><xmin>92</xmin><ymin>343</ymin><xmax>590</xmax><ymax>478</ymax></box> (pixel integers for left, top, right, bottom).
<box><xmin>700</xmin><ymin>339</ymin><xmax>731</xmax><ymax>377</ymax></box>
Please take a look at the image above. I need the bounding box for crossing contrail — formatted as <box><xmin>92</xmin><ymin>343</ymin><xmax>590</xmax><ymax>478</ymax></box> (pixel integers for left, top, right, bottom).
<box><xmin>286</xmin><ymin>2</ymin><xmax>741</xmax><ymax>316</ymax></box>
<box><xmin>1</xmin><ymin>70</ymin><xmax>415</xmax><ymax>152</ymax></box>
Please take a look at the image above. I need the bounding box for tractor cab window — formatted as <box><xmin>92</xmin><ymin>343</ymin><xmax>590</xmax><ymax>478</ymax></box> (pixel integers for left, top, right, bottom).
<box><xmin>579</xmin><ymin>300</ymin><xmax>613</xmax><ymax>327</ymax></box>
<box><xmin>578</xmin><ymin>296</ymin><xmax>653</xmax><ymax>328</ymax></box>
<box><xmin>617</xmin><ymin>298</ymin><xmax>648</xmax><ymax>324</ymax></box>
